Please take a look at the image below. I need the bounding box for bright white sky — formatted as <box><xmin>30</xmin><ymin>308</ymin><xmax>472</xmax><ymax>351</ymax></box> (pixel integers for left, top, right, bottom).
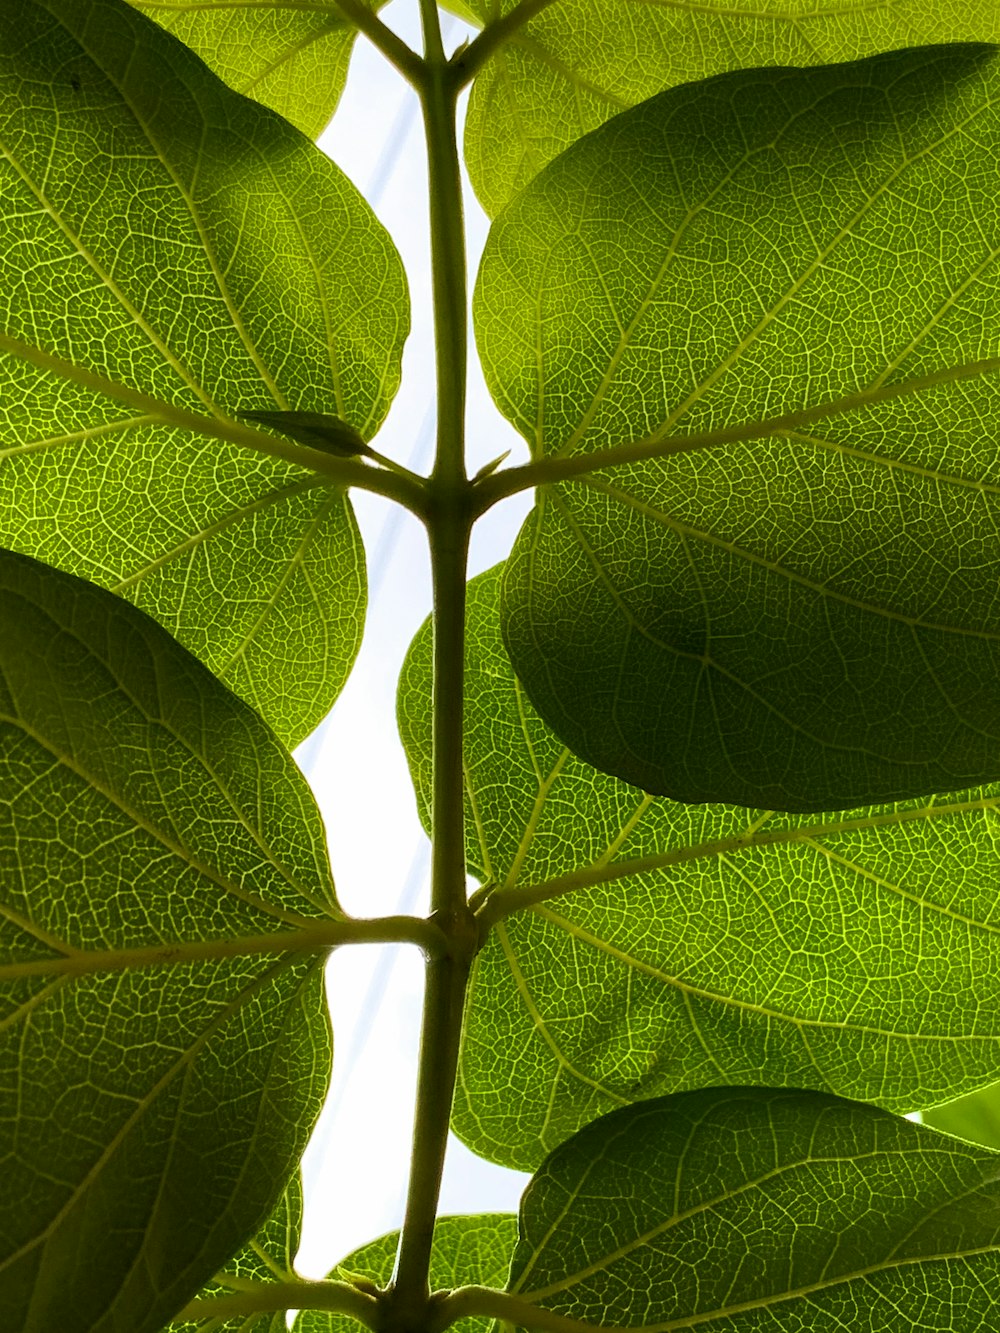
<box><xmin>292</xmin><ymin>0</ymin><xmax>533</xmax><ymax>1279</ymax></box>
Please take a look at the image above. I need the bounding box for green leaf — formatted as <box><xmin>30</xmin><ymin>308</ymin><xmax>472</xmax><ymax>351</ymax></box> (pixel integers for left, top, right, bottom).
<box><xmin>239</xmin><ymin>410</ymin><xmax>372</xmax><ymax>459</ymax></box>
<box><xmin>922</xmin><ymin>1082</ymin><xmax>1000</xmax><ymax>1151</ymax></box>
<box><xmin>292</xmin><ymin>1214</ymin><xmax>518</xmax><ymax>1331</ymax></box>
<box><xmin>399</xmin><ymin>567</ymin><xmax>1000</xmax><ymax>1171</ymax></box>
<box><xmin>478</xmin><ymin>42</ymin><xmax>1000</xmax><ymax>812</ymax></box>
<box><xmin>0</xmin><ymin>0</ymin><xmax>409</xmax><ymax>747</ymax></box>
<box><xmin>0</xmin><ymin>550</ymin><xmax>335</xmax><ymax>1333</ymax></box>
<box><xmin>507</xmin><ymin>1088</ymin><xmax>1000</xmax><ymax>1331</ymax></box>
<box><xmin>169</xmin><ymin>1174</ymin><xmax>303</xmax><ymax>1331</ymax></box>
<box><xmin>463</xmin><ymin>0</ymin><xmax>1000</xmax><ymax>215</ymax></box>
<box><xmin>126</xmin><ymin>1</ymin><xmax>368</xmax><ymax>139</ymax></box>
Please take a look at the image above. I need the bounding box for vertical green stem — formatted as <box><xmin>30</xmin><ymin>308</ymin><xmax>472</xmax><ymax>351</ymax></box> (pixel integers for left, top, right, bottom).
<box><xmin>389</xmin><ymin>4</ymin><xmax>476</xmax><ymax>1323</ymax></box>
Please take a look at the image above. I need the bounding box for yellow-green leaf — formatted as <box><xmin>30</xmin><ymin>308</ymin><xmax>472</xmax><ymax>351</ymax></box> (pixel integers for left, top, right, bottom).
<box><xmin>0</xmin><ymin>0</ymin><xmax>409</xmax><ymax>746</ymax></box>
<box><xmin>463</xmin><ymin>0</ymin><xmax>1000</xmax><ymax>215</ymax></box>
<box><xmin>508</xmin><ymin>1089</ymin><xmax>1000</xmax><ymax>1331</ymax></box>
<box><xmin>127</xmin><ymin>0</ymin><xmax>369</xmax><ymax>139</ymax></box>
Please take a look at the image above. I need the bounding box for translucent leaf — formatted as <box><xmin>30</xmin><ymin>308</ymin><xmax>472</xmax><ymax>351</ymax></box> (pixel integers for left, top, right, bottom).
<box><xmin>239</xmin><ymin>410</ymin><xmax>372</xmax><ymax>459</ymax></box>
<box><xmin>127</xmin><ymin>0</ymin><xmax>370</xmax><ymax>138</ymax></box>
<box><xmin>478</xmin><ymin>43</ymin><xmax>1000</xmax><ymax>811</ymax></box>
<box><xmin>0</xmin><ymin>0</ymin><xmax>409</xmax><ymax>747</ymax></box>
<box><xmin>463</xmin><ymin>0</ymin><xmax>1000</xmax><ymax>215</ymax></box>
<box><xmin>169</xmin><ymin>1175</ymin><xmax>303</xmax><ymax>1332</ymax></box>
<box><xmin>293</xmin><ymin>1214</ymin><xmax>518</xmax><ymax>1331</ymax></box>
<box><xmin>922</xmin><ymin>1081</ymin><xmax>1000</xmax><ymax>1152</ymax></box>
<box><xmin>400</xmin><ymin>568</ymin><xmax>1000</xmax><ymax>1170</ymax></box>
<box><xmin>0</xmin><ymin>551</ymin><xmax>334</xmax><ymax>1333</ymax></box>
<box><xmin>508</xmin><ymin>1089</ymin><xmax>1000</xmax><ymax>1331</ymax></box>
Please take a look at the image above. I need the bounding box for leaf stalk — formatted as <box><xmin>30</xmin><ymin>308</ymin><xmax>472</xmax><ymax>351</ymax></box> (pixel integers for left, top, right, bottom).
<box><xmin>178</xmin><ymin>1277</ymin><xmax>380</xmax><ymax>1325</ymax></box>
<box><xmin>334</xmin><ymin>0</ymin><xmax>425</xmax><ymax>86</ymax></box>
<box><xmin>452</xmin><ymin>0</ymin><xmax>564</xmax><ymax>86</ymax></box>
<box><xmin>0</xmin><ymin>916</ymin><xmax>448</xmax><ymax>983</ymax></box>
<box><xmin>0</xmin><ymin>332</ymin><xmax>427</xmax><ymax>513</ymax></box>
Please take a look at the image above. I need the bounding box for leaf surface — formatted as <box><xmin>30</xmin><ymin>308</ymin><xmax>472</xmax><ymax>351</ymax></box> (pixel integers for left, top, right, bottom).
<box><xmin>400</xmin><ymin>568</ymin><xmax>1000</xmax><ymax>1171</ymax></box>
<box><xmin>239</xmin><ymin>410</ymin><xmax>372</xmax><ymax>459</ymax></box>
<box><xmin>293</xmin><ymin>1214</ymin><xmax>518</xmax><ymax>1331</ymax></box>
<box><xmin>0</xmin><ymin>0</ymin><xmax>409</xmax><ymax>747</ymax></box>
<box><xmin>922</xmin><ymin>1082</ymin><xmax>1000</xmax><ymax>1151</ymax></box>
<box><xmin>127</xmin><ymin>0</ymin><xmax>366</xmax><ymax>138</ymax></box>
<box><xmin>463</xmin><ymin>0</ymin><xmax>1000</xmax><ymax>215</ymax></box>
<box><xmin>479</xmin><ymin>43</ymin><xmax>1000</xmax><ymax>811</ymax></box>
<box><xmin>0</xmin><ymin>551</ymin><xmax>335</xmax><ymax>1333</ymax></box>
<box><xmin>169</xmin><ymin>1174</ymin><xmax>303</xmax><ymax>1332</ymax></box>
<box><xmin>508</xmin><ymin>1088</ymin><xmax>1000</xmax><ymax>1331</ymax></box>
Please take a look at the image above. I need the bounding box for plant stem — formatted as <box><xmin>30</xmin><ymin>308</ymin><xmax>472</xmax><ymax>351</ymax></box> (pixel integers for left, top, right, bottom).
<box><xmin>389</xmin><ymin>11</ymin><xmax>477</xmax><ymax>1321</ymax></box>
<box><xmin>420</xmin><ymin>76</ymin><xmax>467</xmax><ymax>484</ymax></box>
<box><xmin>391</xmin><ymin>950</ymin><xmax>474</xmax><ymax>1315</ymax></box>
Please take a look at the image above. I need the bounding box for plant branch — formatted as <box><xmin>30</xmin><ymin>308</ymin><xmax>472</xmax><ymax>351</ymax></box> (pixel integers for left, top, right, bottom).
<box><xmin>471</xmin><ymin>355</ymin><xmax>1000</xmax><ymax>511</ymax></box>
<box><xmin>431</xmin><ymin>1286</ymin><xmax>633</xmax><ymax>1333</ymax></box>
<box><xmin>333</xmin><ymin>0</ymin><xmax>425</xmax><ymax>85</ymax></box>
<box><xmin>0</xmin><ymin>331</ymin><xmax>426</xmax><ymax>514</ymax></box>
<box><xmin>453</xmin><ymin>0</ymin><xmax>563</xmax><ymax>86</ymax></box>
<box><xmin>178</xmin><ymin>1277</ymin><xmax>380</xmax><ymax>1325</ymax></box>
<box><xmin>390</xmin><ymin>951</ymin><xmax>475</xmax><ymax>1316</ymax></box>
<box><xmin>0</xmin><ymin>916</ymin><xmax>448</xmax><ymax>984</ymax></box>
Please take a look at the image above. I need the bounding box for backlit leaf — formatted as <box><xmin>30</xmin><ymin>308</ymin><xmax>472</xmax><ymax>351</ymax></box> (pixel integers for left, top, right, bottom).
<box><xmin>169</xmin><ymin>1174</ymin><xmax>303</xmax><ymax>1332</ymax></box>
<box><xmin>127</xmin><ymin>0</ymin><xmax>368</xmax><ymax>138</ymax></box>
<box><xmin>508</xmin><ymin>1089</ymin><xmax>1000</xmax><ymax>1331</ymax></box>
<box><xmin>463</xmin><ymin>0</ymin><xmax>1000</xmax><ymax>215</ymax></box>
<box><xmin>400</xmin><ymin>568</ymin><xmax>1000</xmax><ymax>1171</ymax></box>
<box><xmin>0</xmin><ymin>0</ymin><xmax>409</xmax><ymax>747</ymax></box>
<box><xmin>922</xmin><ymin>1081</ymin><xmax>1000</xmax><ymax>1151</ymax></box>
<box><xmin>293</xmin><ymin>1214</ymin><xmax>518</xmax><ymax>1331</ymax></box>
<box><xmin>478</xmin><ymin>43</ymin><xmax>1000</xmax><ymax>812</ymax></box>
<box><xmin>0</xmin><ymin>551</ymin><xmax>335</xmax><ymax>1333</ymax></box>
<box><xmin>239</xmin><ymin>410</ymin><xmax>372</xmax><ymax>459</ymax></box>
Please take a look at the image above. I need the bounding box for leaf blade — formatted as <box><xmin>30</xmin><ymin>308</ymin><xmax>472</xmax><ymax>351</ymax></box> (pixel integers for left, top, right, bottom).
<box><xmin>399</xmin><ymin>568</ymin><xmax>1000</xmax><ymax>1170</ymax></box>
<box><xmin>0</xmin><ymin>550</ymin><xmax>335</xmax><ymax>1333</ymax></box>
<box><xmin>508</xmin><ymin>1089</ymin><xmax>1000</xmax><ymax>1330</ymax></box>
<box><xmin>463</xmin><ymin>0</ymin><xmax>1000</xmax><ymax>215</ymax></box>
<box><xmin>477</xmin><ymin>42</ymin><xmax>1000</xmax><ymax>811</ymax></box>
<box><xmin>127</xmin><ymin>0</ymin><xmax>366</xmax><ymax>138</ymax></box>
<box><xmin>168</xmin><ymin>1174</ymin><xmax>303</xmax><ymax>1332</ymax></box>
<box><xmin>0</xmin><ymin>0</ymin><xmax>409</xmax><ymax>746</ymax></box>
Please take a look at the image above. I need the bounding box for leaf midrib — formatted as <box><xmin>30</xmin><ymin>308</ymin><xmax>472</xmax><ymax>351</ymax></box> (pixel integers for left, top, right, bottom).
<box><xmin>536</xmin><ymin>903</ymin><xmax>997</xmax><ymax>1040</ymax></box>
<box><xmin>549</xmin><ymin>55</ymin><xmax>997</xmax><ymax>460</ymax></box>
<box><xmin>3</xmin><ymin>709</ymin><xmax>323</xmax><ymax>932</ymax></box>
<box><xmin>569</xmin><ymin>474</ymin><xmax>1000</xmax><ymax>641</ymax></box>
